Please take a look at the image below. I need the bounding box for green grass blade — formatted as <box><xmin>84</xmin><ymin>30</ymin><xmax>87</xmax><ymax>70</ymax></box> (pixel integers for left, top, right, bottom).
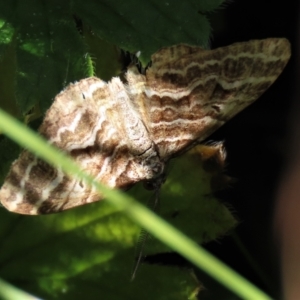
<box><xmin>0</xmin><ymin>108</ymin><xmax>273</xmax><ymax>300</ymax></box>
<box><xmin>0</xmin><ymin>278</ymin><xmax>41</xmax><ymax>300</ymax></box>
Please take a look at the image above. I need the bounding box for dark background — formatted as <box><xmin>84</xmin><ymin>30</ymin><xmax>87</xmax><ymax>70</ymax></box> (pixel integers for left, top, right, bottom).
<box><xmin>198</xmin><ymin>0</ymin><xmax>298</xmax><ymax>298</ymax></box>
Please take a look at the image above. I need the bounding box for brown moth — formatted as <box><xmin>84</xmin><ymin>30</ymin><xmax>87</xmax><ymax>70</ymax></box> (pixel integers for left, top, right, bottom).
<box><xmin>0</xmin><ymin>38</ymin><xmax>291</xmax><ymax>215</ymax></box>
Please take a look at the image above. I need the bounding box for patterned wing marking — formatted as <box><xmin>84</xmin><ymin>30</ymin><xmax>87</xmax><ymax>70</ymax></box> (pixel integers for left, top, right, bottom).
<box><xmin>0</xmin><ymin>78</ymin><xmax>161</xmax><ymax>214</ymax></box>
<box><xmin>143</xmin><ymin>38</ymin><xmax>291</xmax><ymax>159</ymax></box>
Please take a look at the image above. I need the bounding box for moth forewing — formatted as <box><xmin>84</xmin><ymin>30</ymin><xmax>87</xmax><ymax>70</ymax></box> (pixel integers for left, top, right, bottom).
<box><xmin>144</xmin><ymin>38</ymin><xmax>291</xmax><ymax>159</ymax></box>
<box><xmin>0</xmin><ymin>38</ymin><xmax>291</xmax><ymax>214</ymax></box>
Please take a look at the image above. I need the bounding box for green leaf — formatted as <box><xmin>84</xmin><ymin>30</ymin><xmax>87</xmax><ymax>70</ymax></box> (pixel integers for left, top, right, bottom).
<box><xmin>0</xmin><ymin>0</ymin><xmax>227</xmax><ymax>117</ymax></box>
<box><xmin>130</xmin><ymin>151</ymin><xmax>237</xmax><ymax>256</ymax></box>
<box><xmin>0</xmin><ymin>197</ymin><xmax>200</xmax><ymax>299</ymax></box>
<box><xmin>15</xmin><ymin>0</ymin><xmax>91</xmax><ymax>113</ymax></box>
<box><xmin>0</xmin><ymin>141</ymin><xmax>235</xmax><ymax>299</ymax></box>
<box><xmin>0</xmin><ymin>146</ymin><xmax>234</xmax><ymax>300</ymax></box>
<box><xmin>0</xmin><ymin>1</ymin><xmax>15</xmax><ymax>59</ymax></box>
<box><xmin>73</xmin><ymin>0</ymin><xmax>218</xmax><ymax>64</ymax></box>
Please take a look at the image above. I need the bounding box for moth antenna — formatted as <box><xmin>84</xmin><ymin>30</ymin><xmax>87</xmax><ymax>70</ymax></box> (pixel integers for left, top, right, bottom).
<box><xmin>131</xmin><ymin>188</ymin><xmax>161</xmax><ymax>280</ymax></box>
<box><xmin>131</xmin><ymin>229</ymin><xmax>149</xmax><ymax>281</ymax></box>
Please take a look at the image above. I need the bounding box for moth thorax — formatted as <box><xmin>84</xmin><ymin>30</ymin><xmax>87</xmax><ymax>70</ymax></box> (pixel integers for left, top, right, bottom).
<box><xmin>135</xmin><ymin>143</ymin><xmax>164</xmax><ymax>181</ymax></box>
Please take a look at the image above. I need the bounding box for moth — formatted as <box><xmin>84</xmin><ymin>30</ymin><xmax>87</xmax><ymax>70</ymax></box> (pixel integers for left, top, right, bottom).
<box><xmin>0</xmin><ymin>38</ymin><xmax>291</xmax><ymax>215</ymax></box>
